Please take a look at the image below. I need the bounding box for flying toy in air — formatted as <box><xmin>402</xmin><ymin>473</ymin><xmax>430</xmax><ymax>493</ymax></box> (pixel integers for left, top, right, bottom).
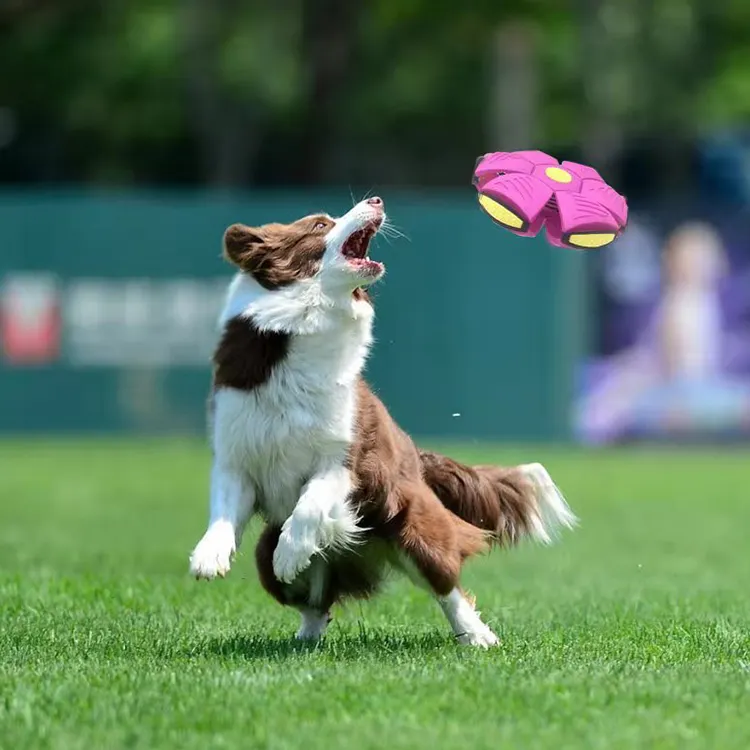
<box><xmin>472</xmin><ymin>150</ymin><xmax>628</xmax><ymax>249</ymax></box>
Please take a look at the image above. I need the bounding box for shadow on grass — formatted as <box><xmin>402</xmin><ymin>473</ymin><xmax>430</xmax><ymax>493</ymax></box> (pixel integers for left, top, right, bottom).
<box><xmin>185</xmin><ymin>629</ymin><xmax>453</xmax><ymax>661</ymax></box>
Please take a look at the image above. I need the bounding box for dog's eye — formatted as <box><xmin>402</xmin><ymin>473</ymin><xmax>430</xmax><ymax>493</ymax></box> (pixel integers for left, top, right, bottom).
<box><xmin>314</xmin><ymin>221</ymin><xmax>327</xmax><ymax>231</ymax></box>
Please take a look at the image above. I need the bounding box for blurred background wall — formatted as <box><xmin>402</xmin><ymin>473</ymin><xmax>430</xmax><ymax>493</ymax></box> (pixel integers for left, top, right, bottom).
<box><xmin>1</xmin><ymin>0</ymin><xmax>749</xmax><ymax>443</ymax></box>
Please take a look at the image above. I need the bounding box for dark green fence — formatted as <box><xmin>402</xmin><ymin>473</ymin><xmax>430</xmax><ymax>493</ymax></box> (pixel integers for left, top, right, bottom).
<box><xmin>0</xmin><ymin>189</ymin><xmax>586</xmax><ymax>440</ymax></box>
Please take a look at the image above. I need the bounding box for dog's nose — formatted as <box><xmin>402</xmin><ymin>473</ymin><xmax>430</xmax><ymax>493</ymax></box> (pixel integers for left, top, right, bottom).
<box><xmin>367</xmin><ymin>196</ymin><xmax>383</xmax><ymax>207</ymax></box>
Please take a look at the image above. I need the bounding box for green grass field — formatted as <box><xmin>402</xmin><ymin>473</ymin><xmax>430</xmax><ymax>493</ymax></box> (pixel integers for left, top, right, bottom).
<box><xmin>1</xmin><ymin>440</ymin><xmax>749</xmax><ymax>749</ymax></box>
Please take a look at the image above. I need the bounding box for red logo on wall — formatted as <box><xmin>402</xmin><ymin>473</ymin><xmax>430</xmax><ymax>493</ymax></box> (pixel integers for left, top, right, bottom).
<box><xmin>1</xmin><ymin>274</ymin><xmax>61</xmax><ymax>364</ymax></box>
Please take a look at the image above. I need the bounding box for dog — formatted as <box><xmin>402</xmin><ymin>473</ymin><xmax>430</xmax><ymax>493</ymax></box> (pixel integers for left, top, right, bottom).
<box><xmin>188</xmin><ymin>196</ymin><xmax>576</xmax><ymax>647</ymax></box>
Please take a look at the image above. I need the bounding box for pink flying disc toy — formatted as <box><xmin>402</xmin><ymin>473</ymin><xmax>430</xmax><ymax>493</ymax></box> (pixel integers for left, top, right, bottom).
<box><xmin>472</xmin><ymin>150</ymin><xmax>628</xmax><ymax>249</ymax></box>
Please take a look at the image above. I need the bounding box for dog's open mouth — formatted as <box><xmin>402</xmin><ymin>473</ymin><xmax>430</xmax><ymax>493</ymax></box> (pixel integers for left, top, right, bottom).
<box><xmin>341</xmin><ymin>220</ymin><xmax>384</xmax><ymax>276</ymax></box>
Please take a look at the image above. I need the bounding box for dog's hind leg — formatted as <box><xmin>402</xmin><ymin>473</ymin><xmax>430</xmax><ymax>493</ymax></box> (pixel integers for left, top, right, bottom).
<box><xmin>393</xmin><ymin>482</ymin><xmax>500</xmax><ymax>648</ymax></box>
<box><xmin>295</xmin><ymin>609</ymin><xmax>332</xmax><ymax>641</ymax></box>
<box><xmin>255</xmin><ymin>525</ymin><xmax>332</xmax><ymax>641</ymax></box>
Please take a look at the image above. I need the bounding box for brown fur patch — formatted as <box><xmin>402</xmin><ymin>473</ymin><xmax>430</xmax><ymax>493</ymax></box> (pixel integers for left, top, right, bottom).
<box><xmin>223</xmin><ymin>214</ymin><xmax>335</xmax><ymax>290</ymax></box>
<box><xmin>419</xmin><ymin>451</ymin><xmax>538</xmax><ymax>546</ymax></box>
<box><xmin>212</xmin><ymin>315</ymin><xmax>289</xmax><ymax>391</ymax></box>
<box><xmin>352</xmin><ymin>287</ymin><xmax>370</xmax><ymax>303</ymax></box>
<box><xmin>255</xmin><ymin>525</ymin><xmax>291</xmax><ymax>605</ymax></box>
<box><xmin>345</xmin><ymin>381</ymin><xmax>489</xmax><ymax>596</ymax></box>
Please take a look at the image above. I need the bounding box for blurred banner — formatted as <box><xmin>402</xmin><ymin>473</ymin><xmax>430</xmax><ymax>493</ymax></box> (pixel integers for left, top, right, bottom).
<box><xmin>575</xmin><ymin>206</ymin><xmax>750</xmax><ymax>444</ymax></box>
<box><xmin>0</xmin><ymin>190</ymin><xmax>584</xmax><ymax>440</ymax></box>
<box><xmin>1</xmin><ymin>274</ymin><xmax>226</xmax><ymax>367</ymax></box>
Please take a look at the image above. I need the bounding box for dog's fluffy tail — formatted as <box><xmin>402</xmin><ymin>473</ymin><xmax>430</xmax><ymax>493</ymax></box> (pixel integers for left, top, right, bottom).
<box><xmin>419</xmin><ymin>451</ymin><xmax>577</xmax><ymax>547</ymax></box>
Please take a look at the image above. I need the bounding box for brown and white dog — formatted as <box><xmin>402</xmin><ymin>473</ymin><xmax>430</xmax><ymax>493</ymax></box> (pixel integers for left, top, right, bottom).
<box><xmin>188</xmin><ymin>197</ymin><xmax>576</xmax><ymax>647</ymax></box>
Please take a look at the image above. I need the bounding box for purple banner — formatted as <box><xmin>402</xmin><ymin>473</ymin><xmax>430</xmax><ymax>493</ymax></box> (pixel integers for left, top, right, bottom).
<box><xmin>574</xmin><ymin>206</ymin><xmax>750</xmax><ymax>443</ymax></box>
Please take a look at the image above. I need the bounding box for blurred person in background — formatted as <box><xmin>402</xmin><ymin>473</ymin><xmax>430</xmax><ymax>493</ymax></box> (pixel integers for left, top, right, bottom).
<box><xmin>576</xmin><ymin>220</ymin><xmax>750</xmax><ymax>443</ymax></box>
<box><xmin>632</xmin><ymin>221</ymin><xmax>750</xmax><ymax>436</ymax></box>
<box><xmin>659</xmin><ymin>222</ymin><xmax>727</xmax><ymax>382</ymax></box>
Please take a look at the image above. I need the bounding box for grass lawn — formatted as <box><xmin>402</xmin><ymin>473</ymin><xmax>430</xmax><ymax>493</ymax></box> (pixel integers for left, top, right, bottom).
<box><xmin>1</xmin><ymin>439</ymin><xmax>749</xmax><ymax>749</ymax></box>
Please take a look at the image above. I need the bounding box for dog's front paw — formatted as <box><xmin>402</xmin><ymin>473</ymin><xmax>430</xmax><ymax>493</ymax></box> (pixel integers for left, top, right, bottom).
<box><xmin>272</xmin><ymin>530</ymin><xmax>314</xmax><ymax>584</ymax></box>
<box><xmin>189</xmin><ymin>526</ymin><xmax>236</xmax><ymax>580</ymax></box>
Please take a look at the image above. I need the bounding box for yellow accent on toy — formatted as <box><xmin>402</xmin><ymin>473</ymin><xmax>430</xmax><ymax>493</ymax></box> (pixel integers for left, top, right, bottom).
<box><xmin>544</xmin><ymin>167</ymin><xmax>572</xmax><ymax>184</ymax></box>
<box><xmin>568</xmin><ymin>232</ymin><xmax>616</xmax><ymax>248</ymax></box>
<box><xmin>478</xmin><ymin>194</ymin><xmax>524</xmax><ymax>229</ymax></box>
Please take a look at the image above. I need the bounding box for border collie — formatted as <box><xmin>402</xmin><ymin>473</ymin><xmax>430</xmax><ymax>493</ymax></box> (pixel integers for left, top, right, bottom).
<box><xmin>188</xmin><ymin>196</ymin><xmax>576</xmax><ymax>647</ymax></box>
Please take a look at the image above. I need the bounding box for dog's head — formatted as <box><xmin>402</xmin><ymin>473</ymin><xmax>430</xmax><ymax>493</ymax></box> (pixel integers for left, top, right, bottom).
<box><xmin>223</xmin><ymin>197</ymin><xmax>386</xmax><ymax>294</ymax></box>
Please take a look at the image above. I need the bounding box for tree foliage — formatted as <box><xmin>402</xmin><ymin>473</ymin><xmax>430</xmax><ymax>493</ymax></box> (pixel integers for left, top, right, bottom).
<box><xmin>0</xmin><ymin>0</ymin><xmax>746</xmax><ymax>188</ymax></box>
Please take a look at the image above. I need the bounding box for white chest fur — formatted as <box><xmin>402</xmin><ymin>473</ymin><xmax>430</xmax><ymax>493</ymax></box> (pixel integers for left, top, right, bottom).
<box><xmin>212</xmin><ymin>273</ymin><xmax>374</xmax><ymax>523</ymax></box>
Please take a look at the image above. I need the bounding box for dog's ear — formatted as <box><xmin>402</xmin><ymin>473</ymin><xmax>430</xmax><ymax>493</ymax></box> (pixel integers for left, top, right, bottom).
<box><xmin>223</xmin><ymin>223</ymin><xmax>267</xmax><ymax>271</ymax></box>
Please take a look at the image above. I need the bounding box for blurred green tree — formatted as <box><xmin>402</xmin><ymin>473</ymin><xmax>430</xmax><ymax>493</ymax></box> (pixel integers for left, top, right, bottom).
<box><xmin>0</xmin><ymin>0</ymin><xmax>746</xmax><ymax>188</ymax></box>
